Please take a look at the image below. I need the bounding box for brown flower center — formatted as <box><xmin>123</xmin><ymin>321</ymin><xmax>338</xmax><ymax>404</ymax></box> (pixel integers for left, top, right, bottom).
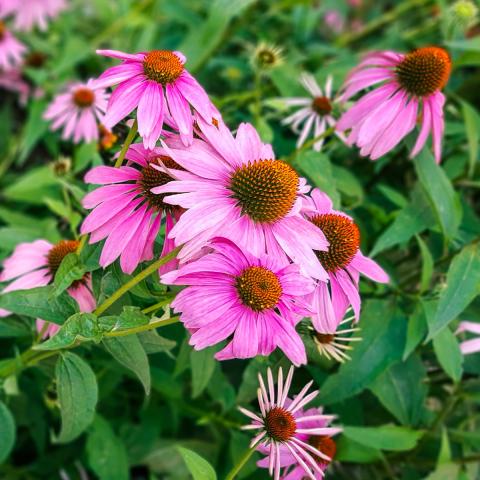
<box><xmin>25</xmin><ymin>51</ymin><xmax>47</xmax><ymax>68</ymax></box>
<box><xmin>47</xmin><ymin>240</ymin><xmax>80</xmax><ymax>277</ymax></box>
<box><xmin>236</xmin><ymin>266</ymin><xmax>282</xmax><ymax>312</ymax></box>
<box><xmin>230</xmin><ymin>160</ymin><xmax>298</xmax><ymax>223</ymax></box>
<box><xmin>264</xmin><ymin>406</ymin><xmax>297</xmax><ymax>442</ymax></box>
<box><xmin>312</xmin><ymin>96</ymin><xmax>332</xmax><ymax>116</ymax></box>
<box><xmin>73</xmin><ymin>88</ymin><xmax>95</xmax><ymax>108</ymax></box>
<box><xmin>143</xmin><ymin>50</ymin><xmax>184</xmax><ymax>85</ymax></box>
<box><xmin>315</xmin><ymin>332</ymin><xmax>335</xmax><ymax>345</ymax></box>
<box><xmin>396</xmin><ymin>47</ymin><xmax>451</xmax><ymax>97</ymax></box>
<box><xmin>139</xmin><ymin>156</ymin><xmax>183</xmax><ymax>212</ymax></box>
<box><xmin>309</xmin><ymin>436</ymin><xmax>337</xmax><ymax>465</ymax></box>
<box><xmin>311</xmin><ymin>213</ymin><xmax>360</xmax><ymax>272</ymax></box>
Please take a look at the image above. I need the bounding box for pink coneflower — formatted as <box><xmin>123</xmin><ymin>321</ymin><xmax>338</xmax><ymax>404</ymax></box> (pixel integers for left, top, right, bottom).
<box><xmin>303</xmin><ymin>189</ymin><xmax>388</xmax><ymax>327</ymax></box>
<box><xmin>239</xmin><ymin>366</ymin><xmax>341</xmax><ymax>479</ymax></box>
<box><xmin>43</xmin><ymin>80</ymin><xmax>109</xmax><ymax>144</ymax></box>
<box><xmin>0</xmin><ymin>239</ymin><xmax>95</xmax><ymax>338</ymax></box>
<box><xmin>152</xmin><ymin>120</ymin><xmax>329</xmax><ymax>281</ymax></box>
<box><xmin>94</xmin><ymin>49</ymin><xmax>217</xmax><ymax>149</ymax></box>
<box><xmin>0</xmin><ymin>0</ymin><xmax>67</xmax><ymax>31</ymax></box>
<box><xmin>456</xmin><ymin>321</ymin><xmax>480</xmax><ymax>355</ymax></box>
<box><xmin>161</xmin><ymin>238</ymin><xmax>315</xmax><ymax>365</ymax></box>
<box><xmin>324</xmin><ymin>10</ymin><xmax>345</xmax><ymax>34</ymax></box>
<box><xmin>80</xmin><ymin>143</ymin><xmax>183</xmax><ymax>274</ymax></box>
<box><xmin>281</xmin><ymin>74</ymin><xmax>346</xmax><ymax>152</ymax></box>
<box><xmin>0</xmin><ymin>21</ymin><xmax>26</xmax><ymax>70</ymax></box>
<box><xmin>337</xmin><ymin>47</ymin><xmax>451</xmax><ymax>163</ymax></box>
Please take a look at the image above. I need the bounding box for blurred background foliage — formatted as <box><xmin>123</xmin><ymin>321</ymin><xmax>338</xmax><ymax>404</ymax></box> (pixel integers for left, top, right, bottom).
<box><xmin>0</xmin><ymin>0</ymin><xmax>480</xmax><ymax>479</ymax></box>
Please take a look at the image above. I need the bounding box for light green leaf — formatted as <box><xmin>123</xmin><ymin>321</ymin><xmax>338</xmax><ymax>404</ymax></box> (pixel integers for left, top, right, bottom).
<box><xmin>432</xmin><ymin>328</ymin><xmax>463</xmax><ymax>383</ymax></box>
<box><xmin>176</xmin><ymin>446</ymin><xmax>217</xmax><ymax>480</ymax></box>
<box><xmin>335</xmin><ymin>436</ymin><xmax>384</xmax><ymax>464</ymax></box>
<box><xmin>55</xmin><ymin>352</ymin><xmax>98</xmax><ymax>443</ymax></box>
<box><xmin>342</xmin><ymin>425</ymin><xmax>423</xmax><ymax>451</ymax></box>
<box><xmin>417</xmin><ymin>235</ymin><xmax>434</xmax><ymax>293</ymax></box>
<box><xmin>104</xmin><ymin>335</ymin><xmax>151</xmax><ymax>395</ymax></box>
<box><xmin>413</xmin><ymin>148</ymin><xmax>462</xmax><ymax>241</ymax></box>
<box><xmin>18</xmin><ymin>99</ymin><xmax>49</xmax><ymax>163</ymax></box>
<box><xmin>190</xmin><ymin>347</ymin><xmax>216</xmax><ymax>398</ymax></box>
<box><xmin>0</xmin><ymin>286</ymin><xmax>78</xmax><ymax>323</ymax></box>
<box><xmin>86</xmin><ymin>415</ymin><xmax>129</xmax><ymax>480</ymax></box>
<box><xmin>403</xmin><ymin>301</ymin><xmax>428</xmax><ymax>360</ymax></box>
<box><xmin>0</xmin><ymin>401</ymin><xmax>15</xmax><ymax>463</ymax></box>
<box><xmin>460</xmin><ymin>100</ymin><xmax>480</xmax><ymax>177</ymax></box>
<box><xmin>319</xmin><ymin>300</ymin><xmax>406</xmax><ymax>405</ymax></box>
<box><xmin>428</xmin><ymin>243</ymin><xmax>480</xmax><ymax>338</ymax></box>
<box><xmin>53</xmin><ymin>253</ymin><xmax>87</xmax><ymax>297</ymax></box>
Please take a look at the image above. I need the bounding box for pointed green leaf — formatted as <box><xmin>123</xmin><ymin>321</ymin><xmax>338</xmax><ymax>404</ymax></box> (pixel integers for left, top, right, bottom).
<box><xmin>432</xmin><ymin>328</ymin><xmax>463</xmax><ymax>383</ymax></box>
<box><xmin>176</xmin><ymin>446</ymin><xmax>217</xmax><ymax>480</ymax></box>
<box><xmin>342</xmin><ymin>425</ymin><xmax>423</xmax><ymax>451</ymax></box>
<box><xmin>53</xmin><ymin>253</ymin><xmax>87</xmax><ymax>297</ymax></box>
<box><xmin>190</xmin><ymin>347</ymin><xmax>216</xmax><ymax>398</ymax></box>
<box><xmin>0</xmin><ymin>401</ymin><xmax>15</xmax><ymax>463</ymax></box>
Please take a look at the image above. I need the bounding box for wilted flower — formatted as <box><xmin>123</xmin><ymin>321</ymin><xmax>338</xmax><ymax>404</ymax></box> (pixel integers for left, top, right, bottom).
<box><xmin>152</xmin><ymin>119</ymin><xmax>330</xmax><ymax>281</ymax></box>
<box><xmin>0</xmin><ymin>20</ymin><xmax>26</xmax><ymax>70</ymax></box>
<box><xmin>337</xmin><ymin>47</ymin><xmax>451</xmax><ymax>163</ymax></box>
<box><xmin>281</xmin><ymin>74</ymin><xmax>346</xmax><ymax>151</ymax></box>
<box><xmin>239</xmin><ymin>366</ymin><xmax>341</xmax><ymax>479</ymax></box>
<box><xmin>0</xmin><ymin>239</ymin><xmax>95</xmax><ymax>337</ymax></box>
<box><xmin>81</xmin><ymin>143</ymin><xmax>183</xmax><ymax>274</ymax></box>
<box><xmin>94</xmin><ymin>49</ymin><xmax>217</xmax><ymax>149</ymax></box>
<box><xmin>303</xmin><ymin>189</ymin><xmax>388</xmax><ymax>327</ymax></box>
<box><xmin>44</xmin><ymin>79</ymin><xmax>109</xmax><ymax>144</ymax></box>
<box><xmin>251</xmin><ymin>42</ymin><xmax>284</xmax><ymax>71</ymax></box>
<box><xmin>456</xmin><ymin>321</ymin><xmax>480</xmax><ymax>355</ymax></box>
<box><xmin>0</xmin><ymin>0</ymin><xmax>67</xmax><ymax>31</ymax></box>
<box><xmin>162</xmin><ymin>238</ymin><xmax>315</xmax><ymax>365</ymax></box>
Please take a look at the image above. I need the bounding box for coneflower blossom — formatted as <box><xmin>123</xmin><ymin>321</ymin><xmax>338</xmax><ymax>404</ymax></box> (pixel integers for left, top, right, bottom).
<box><xmin>43</xmin><ymin>80</ymin><xmax>109</xmax><ymax>144</ymax></box>
<box><xmin>0</xmin><ymin>0</ymin><xmax>67</xmax><ymax>31</ymax></box>
<box><xmin>337</xmin><ymin>47</ymin><xmax>451</xmax><ymax>163</ymax></box>
<box><xmin>0</xmin><ymin>21</ymin><xmax>25</xmax><ymax>70</ymax></box>
<box><xmin>303</xmin><ymin>189</ymin><xmax>388</xmax><ymax>327</ymax></box>
<box><xmin>153</xmin><ymin>119</ymin><xmax>330</xmax><ymax>281</ymax></box>
<box><xmin>0</xmin><ymin>239</ymin><xmax>95</xmax><ymax>338</ymax></box>
<box><xmin>94</xmin><ymin>49</ymin><xmax>217</xmax><ymax>149</ymax></box>
<box><xmin>239</xmin><ymin>367</ymin><xmax>341</xmax><ymax>479</ymax></box>
<box><xmin>456</xmin><ymin>321</ymin><xmax>480</xmax><ymax>355</ymax></box>
<box><xmin>281</xmin><ymin>73</ymin><xmax>346</xmax><ymax>152</ymax></box>
<box><xmin>81</xmin><ymin>143</ymin><xmax>183</xmax><ymax>274</ymax></box>
<box><xmin>161</xmin><ymin>238</ymin><xmax>315</xmax><ymax>365</ymax></box>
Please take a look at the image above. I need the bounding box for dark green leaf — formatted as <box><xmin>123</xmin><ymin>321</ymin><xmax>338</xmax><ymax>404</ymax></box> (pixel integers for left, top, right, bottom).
<box><xmin>403</xmin><ymin>302</ymin><xmax>428</xmax><ymax>360</ymax></box>
<box><xmin>138</xmin><ymin>330</ymin><xmax>176</xmax><ymax>355</ymax></box>
<box><xmin>432</xmin><ymin>328</ymin><xmax>463</xmax><ymax>383</ymax></box>
<box><xmin>0</xmin><ymin>401</ymin><xmax>15</xmax><ymax>464</ymax></box>
<box><xmin>53</xmin><ymin>253</ymin><xmax>87</xmax><ymax>296</ymax></box>
<box><xmin>55</xmin><ymin>352</ymin><xmax>98</xmax><ymax>443</ymax></box>
<box><xmin>460</xmin><ymin>100</ymin><xmax>480</xmax><ymax>177</ymax></box>
<box><xmin>190</xmin><ymin>347</ymin><xmax>216</xmax><ymax>398</ymax></box>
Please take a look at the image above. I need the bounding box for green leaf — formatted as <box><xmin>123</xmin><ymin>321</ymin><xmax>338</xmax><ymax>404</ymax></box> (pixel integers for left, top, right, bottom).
<box><xmin>0</xmin><ymin>286</ymin><xmax>78</xmax><ymax>323</ymax></box>
<box><xmin>53</xmin><ymin>253</ymin><xmax>87</xmax><ymax>297</ymax></box>
<box><xmin>103</xmin><ymin>306</ymin><xmax>150</xmax><ymax>332</ymax></box>
<box><xmin>18</xmin><ymin>99</ymin><xmax>49</xmax><ymax>163</ymax></box>
<box><xmin>403</xmin><ymin>302</ymin><xmax>428</xmax><ymax>360</ymax></box>
<box><xmin>55</xmin><ymin>352</ymin><xmax>98</xmax><ymax>443</ymax></box>
<box><xmin>424</xmin><ymin>463</ymin><xmax>460</xmax><ymax>480</ymax></box>
<box><xmin>342</xmin><ymin>425</ymin><xmax>423</xmax><ymax>451</ymax></box>
<box><xmin>413</xmin><ymin>148</ymin><xmax>462</xmax><ymax>241</ymax></box>
<box><xmin>417</xmin><ymin>235</ymin><xmax>434</xmax><ymax>293</ymax></box>
<box><xmin>428</xmin><ymin>243</ymin><xmax>480</xmax><ymax>338</ymax></box>
<box><xmin>335</xmin><ymin>436</ymin><xmax>384</xmax><ymax>464</ymax></box>
<box><xmin>176</xmin><ymin>446</ymin><xmax>217</xmax><ymax>480</ymax></box>
<box><xmin>138</xmin><ymin>330</ymin><xmax>176</xmax><ymax>355</ymax></box>
<box><xmin>190</xmin><ymin>347</ymin><xmax>216</xmax><ymax>398</ymax></box>
<box><xmin>319</xmin><ymin>300</ymin><xmax>406</xmax><ymax>405</ymax></box>
<box><xmin>0</xmin><ymin>401</ymin><xmax>15</xmax><ymax>464</ymax></box>
<box><xmin>370</xmin><ymin>354</ymin><xmax>427</xmax><ymax>426</ymax></box>
<box><xmin>432</xmin><ymin>328</ymin><xmax>463</xmax><ymax>383</ymax></box>
<box><xmin>104</xmin><ymin>335</ymin><xmax>151</xmax><ymax>395</ymax></box>
<box><xmin>460</xmin><ymin>100</ymin><xmax>480</xmax><ymax>177</ymax></box>
<box><xmin>86</xmin><ymin>415</ymin><xmax>129</xmax><ymax>480</ymax></box>
<box><xmin>332</xmin><ymin>165</ymin><xmax>364</xmax><ymax>204</ymax></box>
<box><xmin>296</xmin><ymin>151</ymin><xmax>340</xmax><ymax>208</ymax></box>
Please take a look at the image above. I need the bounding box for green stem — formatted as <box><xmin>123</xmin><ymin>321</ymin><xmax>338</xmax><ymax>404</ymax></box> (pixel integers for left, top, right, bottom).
<box><xmin>105</xmin><ymin>316</ymin><xmax>180</xmax><ymax>337</ymax></box>
<box><xmin>114</xmin><ymin>119</ymin><xmax>138</xmax><ymax>168</ymax></box>
<box><xmin>94</xmin><ymin>245</ymin><xmax>182</xmax><ymax>316</ymax></box>
<box><xmin>141</xmin><ymin>296</ymin><xmax>175</xmax><ymax>314</ymax></box>
<box><xmin>283</xmin><ymin>126</ymin><xmax>335</xmax><ymax>163</ymax></box>
<box><xmin>225</xmin><ymin>445</ymin><xmax>257</xmax><ymax>480</ymax></box>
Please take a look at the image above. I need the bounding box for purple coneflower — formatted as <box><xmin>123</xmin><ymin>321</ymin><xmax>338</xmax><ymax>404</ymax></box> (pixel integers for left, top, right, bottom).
<box><xmin>161</xmin><ymin>238</ymin><xmax>315</xmax><ymax>366</ymax></box>
<box><xmin>44</xmin><ymin>80</ymin><xmax>109</xmax><ymax>143</ymax></box>
<box><xmin>281</xmin><ymin>73</ymin><xmax>346</xmax><ymax>151</ymax></box>
<box><xmin>94</xmin><ymin>49</ymin><xmax>217</xmax><ymax>149</ymax></box>
<box><xmin>0</xmin><ymin>239</ymin><xmax>95</xmax><ymax>337</ymax></box>
<box><xmin>0</xmin><ymin>20</ymin><xmax>25</xmax><ymax>70</ymax></box>
<box><xmin>239</xmin><ymin>366</ymin><xmax>341</xmax><ymax>479</ymax></box>
<box><xmin>0</xmin><ymin>0</ymin><xmax>67</xmax><ymax>31</ymax></box>
<box><xmin>303</xmin><ymin>189</ymin><xmax>388</xmax><ymax>327</ymax></box>
<box><xmin>337</xmin><ymin>47</ymin><xmax>451</xmax><ymax>163</ymax></box>
<box><xmin>81</xmin><ymin>143</ymin><xmax>183</xmax><ymax>274</ymax></box>
<box><xmin>152</xmin><ymin>119</ymin><xmax>329</xmax><ymax>281</ymax></box>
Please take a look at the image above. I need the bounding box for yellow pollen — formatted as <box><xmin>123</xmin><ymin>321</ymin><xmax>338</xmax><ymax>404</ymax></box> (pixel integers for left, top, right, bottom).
<box><xmin>230</xmin><ymin>159</ymin><xmax>298</xmax><ymax>223</ymax></box>
<box><xmin>143</xmin><ymin>50</ymin><xmax>184</xmax><ymax>85</ymax></box>
<box><xmin>396</xmin><ymin>47</ymin><xmax>451</xmax><ymax>97</ymax></box>
<box><xmin>236</xmin><ymin>266</ymin><xmax>282</xmax><ymax>312</ymax></box>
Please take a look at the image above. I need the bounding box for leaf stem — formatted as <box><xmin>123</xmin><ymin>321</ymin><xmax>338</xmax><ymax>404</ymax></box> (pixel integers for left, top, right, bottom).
<box><xmin>105</xmin><ymin>316</ymin><xmax>180</xmax><ymax>338</ymax></box>
<box><xmin>114</xmin><ymin>119</ymin><xmax>138</xmax><ymax>168</ymax></box>
<box><xmin>94</xmin><ymin>245</ymin><xmax>182</xmax><ymax>317</ymax></box>
<box><xmin>225</xmin><ymin>444</ymin><xmax>257</xmax><ymax>480</ymax></box>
